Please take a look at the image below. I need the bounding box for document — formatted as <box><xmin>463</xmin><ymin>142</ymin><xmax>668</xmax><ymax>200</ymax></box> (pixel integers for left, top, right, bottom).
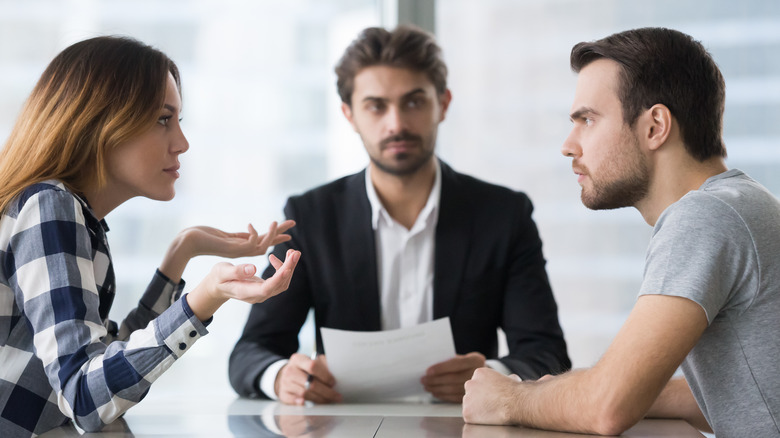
<box><xmin>321</xmin><ymin>318</ymin><xmax>456</xmax><ymax>402</ymax></box>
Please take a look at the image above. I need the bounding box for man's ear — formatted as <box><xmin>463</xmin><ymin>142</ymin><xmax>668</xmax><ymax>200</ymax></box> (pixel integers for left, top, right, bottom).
<box><xmin>641</xmin><ymin>104</ymin><xmax>673</xmax><ymax>151</ymax></box>
<box><xmin>438</xmin><ymin>89</ymin><xmax>453</xmax><ymax>122</ymax></box>
<box><xmin>341</xmin><ymin>102</ymin><xmax>358</xmax><ymax>132</ymax></box>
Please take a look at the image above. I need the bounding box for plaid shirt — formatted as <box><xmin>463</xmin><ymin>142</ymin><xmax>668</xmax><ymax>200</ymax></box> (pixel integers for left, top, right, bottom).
<box><xmin>0</xmin><ymin>181</ymin><xmax>209</xmax><ymax>437</ymax></box>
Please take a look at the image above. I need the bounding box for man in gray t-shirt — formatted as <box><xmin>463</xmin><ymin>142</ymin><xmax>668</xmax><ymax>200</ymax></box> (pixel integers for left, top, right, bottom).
<box><xmin>462</xmin><ymin>27</ymin><xmax>780</xmax><ymax>436</ymax></box>
<box><xmin>640</xmin><ymin>169</ymin><xmax>780</xmax><ymax>436</ymax></box>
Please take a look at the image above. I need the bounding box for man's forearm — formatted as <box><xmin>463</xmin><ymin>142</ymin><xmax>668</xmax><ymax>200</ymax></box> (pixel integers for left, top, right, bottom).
<box><xmin>466</xmin><ymin>296</ymin><xmax>709</xmax><ymax>435</ymax></box>
<box><xmin>465</xmin><ymin>368</ymin><xmax>613</xmax><ymax>434</ymax></box>
<box><xmin>465</xmin><ymin>367</ymin><xmax>654</xmax><ymax>435</ymax></box>
<box><xmin>508</xmin><ymin>370</ymin><xmax>636</xmax><ymax>435</ymax></box>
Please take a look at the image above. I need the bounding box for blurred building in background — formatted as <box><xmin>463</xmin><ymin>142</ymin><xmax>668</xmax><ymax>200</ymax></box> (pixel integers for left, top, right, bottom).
<box><xmin>436</xmin><ymin>0</ymin><xmax>780</xmax><ymax>366</ymax></box>
<box><xmin>1</xmin><ymin>0</ymin><xmax>778</xmax><ymax>398</ymax></box>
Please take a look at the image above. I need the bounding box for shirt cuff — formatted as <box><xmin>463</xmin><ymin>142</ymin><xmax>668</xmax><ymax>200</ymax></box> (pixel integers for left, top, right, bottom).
<box><xmin>155</xmin><ymin>295</ymin><xmax>209</xmax><ymax>359</ymax></box>
<box><xmin>180</xmin><ymin>293</ymin><xmax>213</xmax><ymax>326</ymax></box>
<box><xmin>486</xmin><ymin>359</ymin><xmax>515</xmax><ymax>378</ymax></box>
<box><xmin>259</xmin><ymin>359</ymin><xmax>289</xmax><ymax>400</ymax></box>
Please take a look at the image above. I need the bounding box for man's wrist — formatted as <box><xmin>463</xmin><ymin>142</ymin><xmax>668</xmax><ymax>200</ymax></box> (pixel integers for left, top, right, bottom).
<box><xmin>259</xmin><ymin>359</ymin><xmax>289</xmax><ymax>400</ymax></box>
<box><xmin>486</xmin><ymin>359</ymin><xmax>514</xmax><ymax>377</ymax></box>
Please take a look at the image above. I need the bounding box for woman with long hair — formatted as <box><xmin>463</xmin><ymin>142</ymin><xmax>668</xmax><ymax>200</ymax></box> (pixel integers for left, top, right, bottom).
<box><xmin>0</xmin><ymin>36</ymin><xmax>300</xmax><ymax>436</ymax></box>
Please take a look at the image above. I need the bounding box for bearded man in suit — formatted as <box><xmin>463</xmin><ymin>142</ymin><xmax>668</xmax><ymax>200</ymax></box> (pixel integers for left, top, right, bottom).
<box><xmin>229</xmin><ymin>24</ymin><xmax>570</xmax><ymax>406</ymax></box>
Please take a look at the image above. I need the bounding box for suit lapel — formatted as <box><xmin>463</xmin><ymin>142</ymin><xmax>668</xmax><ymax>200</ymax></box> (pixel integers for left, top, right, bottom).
<box><xmin>336</xmin><ymin>171</ymin><xmax>382</xmax><ymax>331</ymax></box>
<box><xmin>433</xmin><ymin>162</ymin><xmax>472</xmax><ymax>319</ymax></box>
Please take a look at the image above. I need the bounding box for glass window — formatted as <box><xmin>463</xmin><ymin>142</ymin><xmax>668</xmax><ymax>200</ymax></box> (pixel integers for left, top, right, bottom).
<box><xmin>0</xmin><ymin>0</ymin><xmax>379</xmax><ymax>397</ymax></box>
<box><xmin>436</xmin><ymin>0</ymin><xmax>780</xmax><ymax>367</ymax></box>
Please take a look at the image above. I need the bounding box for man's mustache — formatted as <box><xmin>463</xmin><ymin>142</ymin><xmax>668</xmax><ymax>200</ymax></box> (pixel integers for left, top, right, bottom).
<box><xmin>380</xmin><ymin>132</ymin><xmax>422</xmax><ymax>148</ymax></box>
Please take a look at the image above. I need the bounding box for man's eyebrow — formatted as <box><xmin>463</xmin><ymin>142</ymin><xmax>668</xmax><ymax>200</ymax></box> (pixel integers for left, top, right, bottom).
<box><xmin>569</xmin><ymin>107</ymin><xmax>600</xmax><ymax>121</ymax></box>
<box><xmin>360</xmin><ymin>88</ymin><xmax>427</xmax><ymax>103</ymax></box>
<box><xmin>401</xmin><ymin>88</ymin><xmax>426</xmax><ymax>99</ymax></box>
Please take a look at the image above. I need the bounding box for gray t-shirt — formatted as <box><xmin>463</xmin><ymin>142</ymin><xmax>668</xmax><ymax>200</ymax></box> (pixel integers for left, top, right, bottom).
<box><xmin>639</xmin><ymin>169</ymin><xmax>780</xmax><ymax>436</ymax></box>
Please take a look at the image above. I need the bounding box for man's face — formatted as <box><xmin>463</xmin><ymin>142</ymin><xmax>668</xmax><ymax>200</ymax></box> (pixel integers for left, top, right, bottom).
<box><xmin>562</xmin><ymin>59</ymin><xmax>649</xmax><ymax>210</ymax></box>
<box><xmin>342</xmin><ymin>65</ymin><xmax>451</xmax><ymax>176</ymax></box>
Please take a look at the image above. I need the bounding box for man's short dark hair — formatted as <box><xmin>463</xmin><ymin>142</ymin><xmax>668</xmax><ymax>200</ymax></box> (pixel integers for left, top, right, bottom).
<box><xmin>571</xmin><ymin>27</ymin><xmax>726</xmax><ymax>161</ymax></box>
<box><xmin>334</xmin><ymin>25</ymin><xmax>448</xmax><ymax>105</ymax></box>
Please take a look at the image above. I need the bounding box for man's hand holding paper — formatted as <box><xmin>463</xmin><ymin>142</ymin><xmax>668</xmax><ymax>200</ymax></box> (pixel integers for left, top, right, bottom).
<box><xmin>321</xmin><ymin>318</ymin><xmax>458</xmax><ymax>402</ymax></box>
<box><xmin>421</xmin><ymin>352</ymin><xmax>487</xmax><ymax>402</ymax></box>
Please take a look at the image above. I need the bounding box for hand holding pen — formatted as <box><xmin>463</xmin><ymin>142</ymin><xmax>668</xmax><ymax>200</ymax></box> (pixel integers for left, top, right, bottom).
<box><xmin>275</xmin><ymin>352</ymin><xmax>341</xmax><ymax>406</ymax></box>
<box><xmin>304</xmin><ymin>352</ymin><xmax>317</xmax><ymax>391</ymax></box>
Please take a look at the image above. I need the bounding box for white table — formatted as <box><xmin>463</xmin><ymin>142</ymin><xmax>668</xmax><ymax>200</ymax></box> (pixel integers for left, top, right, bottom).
<box><xmin>41</xmin><ymin>394</ymin><xmax>704</xmax><ymax>437</ymax></box>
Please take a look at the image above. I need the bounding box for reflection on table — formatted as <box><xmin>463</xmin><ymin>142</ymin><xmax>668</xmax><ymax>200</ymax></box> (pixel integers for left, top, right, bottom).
<box><xmin>39</xmin><ymin>398</ymin><xmax>703</xmax><ymax>437</ymax></box>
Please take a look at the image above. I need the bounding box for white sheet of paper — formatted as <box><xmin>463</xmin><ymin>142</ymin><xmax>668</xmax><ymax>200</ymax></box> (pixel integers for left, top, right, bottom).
<box><xmin>321</xmin><ymin>317</ymin><xmax>456</xmax><ymax>402</ymax></box>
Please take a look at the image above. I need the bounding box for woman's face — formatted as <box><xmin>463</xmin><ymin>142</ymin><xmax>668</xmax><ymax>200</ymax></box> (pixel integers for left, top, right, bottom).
<box><xmin>104</xmin><ymin>72</ymin><xmax>189</xmax><ymax>203</ymax></box>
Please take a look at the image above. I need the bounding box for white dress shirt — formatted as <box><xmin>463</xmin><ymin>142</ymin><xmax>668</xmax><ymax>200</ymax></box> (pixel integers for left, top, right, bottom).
<box><xmin>366</xmin><ymin>162</ymin><xmax>441</xmax><ymax>330</ymax></box>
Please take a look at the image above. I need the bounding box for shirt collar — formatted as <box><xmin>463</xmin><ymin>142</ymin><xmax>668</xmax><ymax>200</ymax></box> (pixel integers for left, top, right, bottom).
<box><xmin>71</xmin><ymin>189</ymin><xmax>110</xmax><ymax>233</ymax></box>
<box><xmin>365</xmin><ymin>159</ymin><xmax>442</xmax><ymax>231</ymax></box>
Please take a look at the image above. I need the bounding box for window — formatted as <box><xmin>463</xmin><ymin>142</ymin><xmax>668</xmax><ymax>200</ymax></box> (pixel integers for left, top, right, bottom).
<box><xmin>0</xmin><ymin>0</ymin><xmax>380</xmax><ymax>397</ymax></box>
<box><xmin>436</xmin><ymin>0</ymin><xmax>780</xmax><ymax>366</ymax></box>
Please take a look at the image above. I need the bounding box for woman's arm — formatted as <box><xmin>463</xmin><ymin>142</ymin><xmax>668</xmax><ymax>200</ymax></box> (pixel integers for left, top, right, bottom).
<box><xmin>7</xmin><ymin>186</ymin><xmax>299</xmax><ymax>433</ymax></box>
<box><xmin>160</xmin><ymin>220</ymin><xmax>300</xmax><ymax>321</ymax></box>
<box><xmin>9</xmin><ymin>187</ymin><xmax>197</xmax><ymax>432</ymax></box>
<box><xmin>117</xmin><ymin>221</ymin><xmax>297</xmax><ymax>337</ymax></box>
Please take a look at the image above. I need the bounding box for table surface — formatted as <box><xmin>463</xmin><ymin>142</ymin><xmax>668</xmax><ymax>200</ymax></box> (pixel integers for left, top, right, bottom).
<box><xmin>40</xmin><ymin>394</ymin><xmax>705</xmax><ymax>437</ymax></box>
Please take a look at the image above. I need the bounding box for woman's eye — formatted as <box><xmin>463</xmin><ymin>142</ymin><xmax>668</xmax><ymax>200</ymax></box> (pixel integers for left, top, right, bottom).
<box><xmin>157</xmin><ymin>115</ymin><xmax>172</xmax><ymax>127</ymax></box>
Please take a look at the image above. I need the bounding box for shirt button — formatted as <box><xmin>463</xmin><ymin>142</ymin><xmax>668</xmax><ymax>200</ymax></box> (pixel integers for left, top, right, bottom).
<box><xmin>179</xmin><ymin>343</ymin><xmax>187</xmax><ymax>350</ymax></box>
<box><xmin>189</xmin><ymin>330</ymin><xmax>197</xmax><ymax>338</ymax></box>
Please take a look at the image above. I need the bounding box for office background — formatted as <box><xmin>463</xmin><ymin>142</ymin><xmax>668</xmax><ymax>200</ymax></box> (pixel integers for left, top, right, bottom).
<box><xmin>1</xmin><ymin>0</ymin><xmax>778</xmax><ymax>400</ymax></box>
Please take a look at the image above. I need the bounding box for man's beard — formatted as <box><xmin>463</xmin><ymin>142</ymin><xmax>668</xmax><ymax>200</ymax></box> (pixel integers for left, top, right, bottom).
<box><xmin>580</xmin><ymin>134</ymin><xmax>649</xmax><ymax>210</ymax></box>
<box><xmin>369</xmin><ymin>132</ymin><xmax>434</xmax><ymax>176</ymax></box>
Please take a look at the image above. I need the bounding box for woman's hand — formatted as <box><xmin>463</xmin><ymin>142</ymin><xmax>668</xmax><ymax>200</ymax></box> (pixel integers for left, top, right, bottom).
<box><xmin>186</xmin><ymin>249</ymin><xmax>301</xmax><ymax>321</ymax></box>
<box><xmin>160</xmin><ymin>220</ymin><xmax>295</xmax><ymax>282</ymax></box>
<box><xmin>178</xmin><ymin>220</ymin><xmax>295</xmax><ymax>258</ymax></box>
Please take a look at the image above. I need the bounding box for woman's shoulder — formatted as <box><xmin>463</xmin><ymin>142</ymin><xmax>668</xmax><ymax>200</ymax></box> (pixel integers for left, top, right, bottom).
<box><xmin>7</xmin><ymin>180</ymin><xmax>80</xmax><ymax>218</ymax></box>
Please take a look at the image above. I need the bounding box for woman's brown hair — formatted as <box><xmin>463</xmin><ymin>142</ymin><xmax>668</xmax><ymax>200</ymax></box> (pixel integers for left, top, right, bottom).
<box><xmin>0</xmin><ymin>36</ymin><xmax>180</xmax><ymax>212</ymax></box>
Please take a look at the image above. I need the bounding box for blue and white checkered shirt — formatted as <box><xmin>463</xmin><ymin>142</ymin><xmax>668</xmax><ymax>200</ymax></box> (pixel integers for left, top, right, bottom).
<box><xmin>0</xmin><ymin>181</ymin><xmax>209</xmax><ymax>437</ymax></box>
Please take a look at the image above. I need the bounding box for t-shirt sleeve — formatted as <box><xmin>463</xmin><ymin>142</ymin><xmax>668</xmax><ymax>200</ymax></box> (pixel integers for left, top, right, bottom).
<box><xmin>638</xmin><ymin>193</ymin><xmax>759</xmax><ymax>324</ymax></box>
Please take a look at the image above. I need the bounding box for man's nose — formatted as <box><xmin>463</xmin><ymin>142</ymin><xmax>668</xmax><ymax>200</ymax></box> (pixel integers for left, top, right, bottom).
<box><xmin>384</xmin><ymin>106</ymin><xmax>405</xmax><ymax>135</ymax></box>
<box><xmin>561</xmin><ymin>129</ymin><xmax>581</xmax><ymax>158</ymax></box>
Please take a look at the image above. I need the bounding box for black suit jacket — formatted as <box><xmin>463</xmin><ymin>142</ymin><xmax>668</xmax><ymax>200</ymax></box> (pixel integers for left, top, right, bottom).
<box><xmin>229</xmin><ymin>161</ymin><xmax>570</xmax><ymax>398</ymax></box>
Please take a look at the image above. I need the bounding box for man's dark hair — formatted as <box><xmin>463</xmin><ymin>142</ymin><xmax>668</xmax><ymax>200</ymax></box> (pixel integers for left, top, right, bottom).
<box><xmin>571</xmin><ymin>27</ymin><xmax>726</xmax><ymax>161</ymax></box>
<box><xmin>334</xmin><ymin>25</ymin><xmax>448</xmax><ymax>105</ymax></box>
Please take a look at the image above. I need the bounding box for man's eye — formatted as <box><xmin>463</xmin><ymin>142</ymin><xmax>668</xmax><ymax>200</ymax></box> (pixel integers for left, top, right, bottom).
<box><xmin>407</xmin><ymin>98</ymin><xmax>424</xmax><ymax>108</ymax></box>
<box><xmin>584</xmin><ymin>117</ymin><xmax>594</xmax><ymax>126</ymax></box>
